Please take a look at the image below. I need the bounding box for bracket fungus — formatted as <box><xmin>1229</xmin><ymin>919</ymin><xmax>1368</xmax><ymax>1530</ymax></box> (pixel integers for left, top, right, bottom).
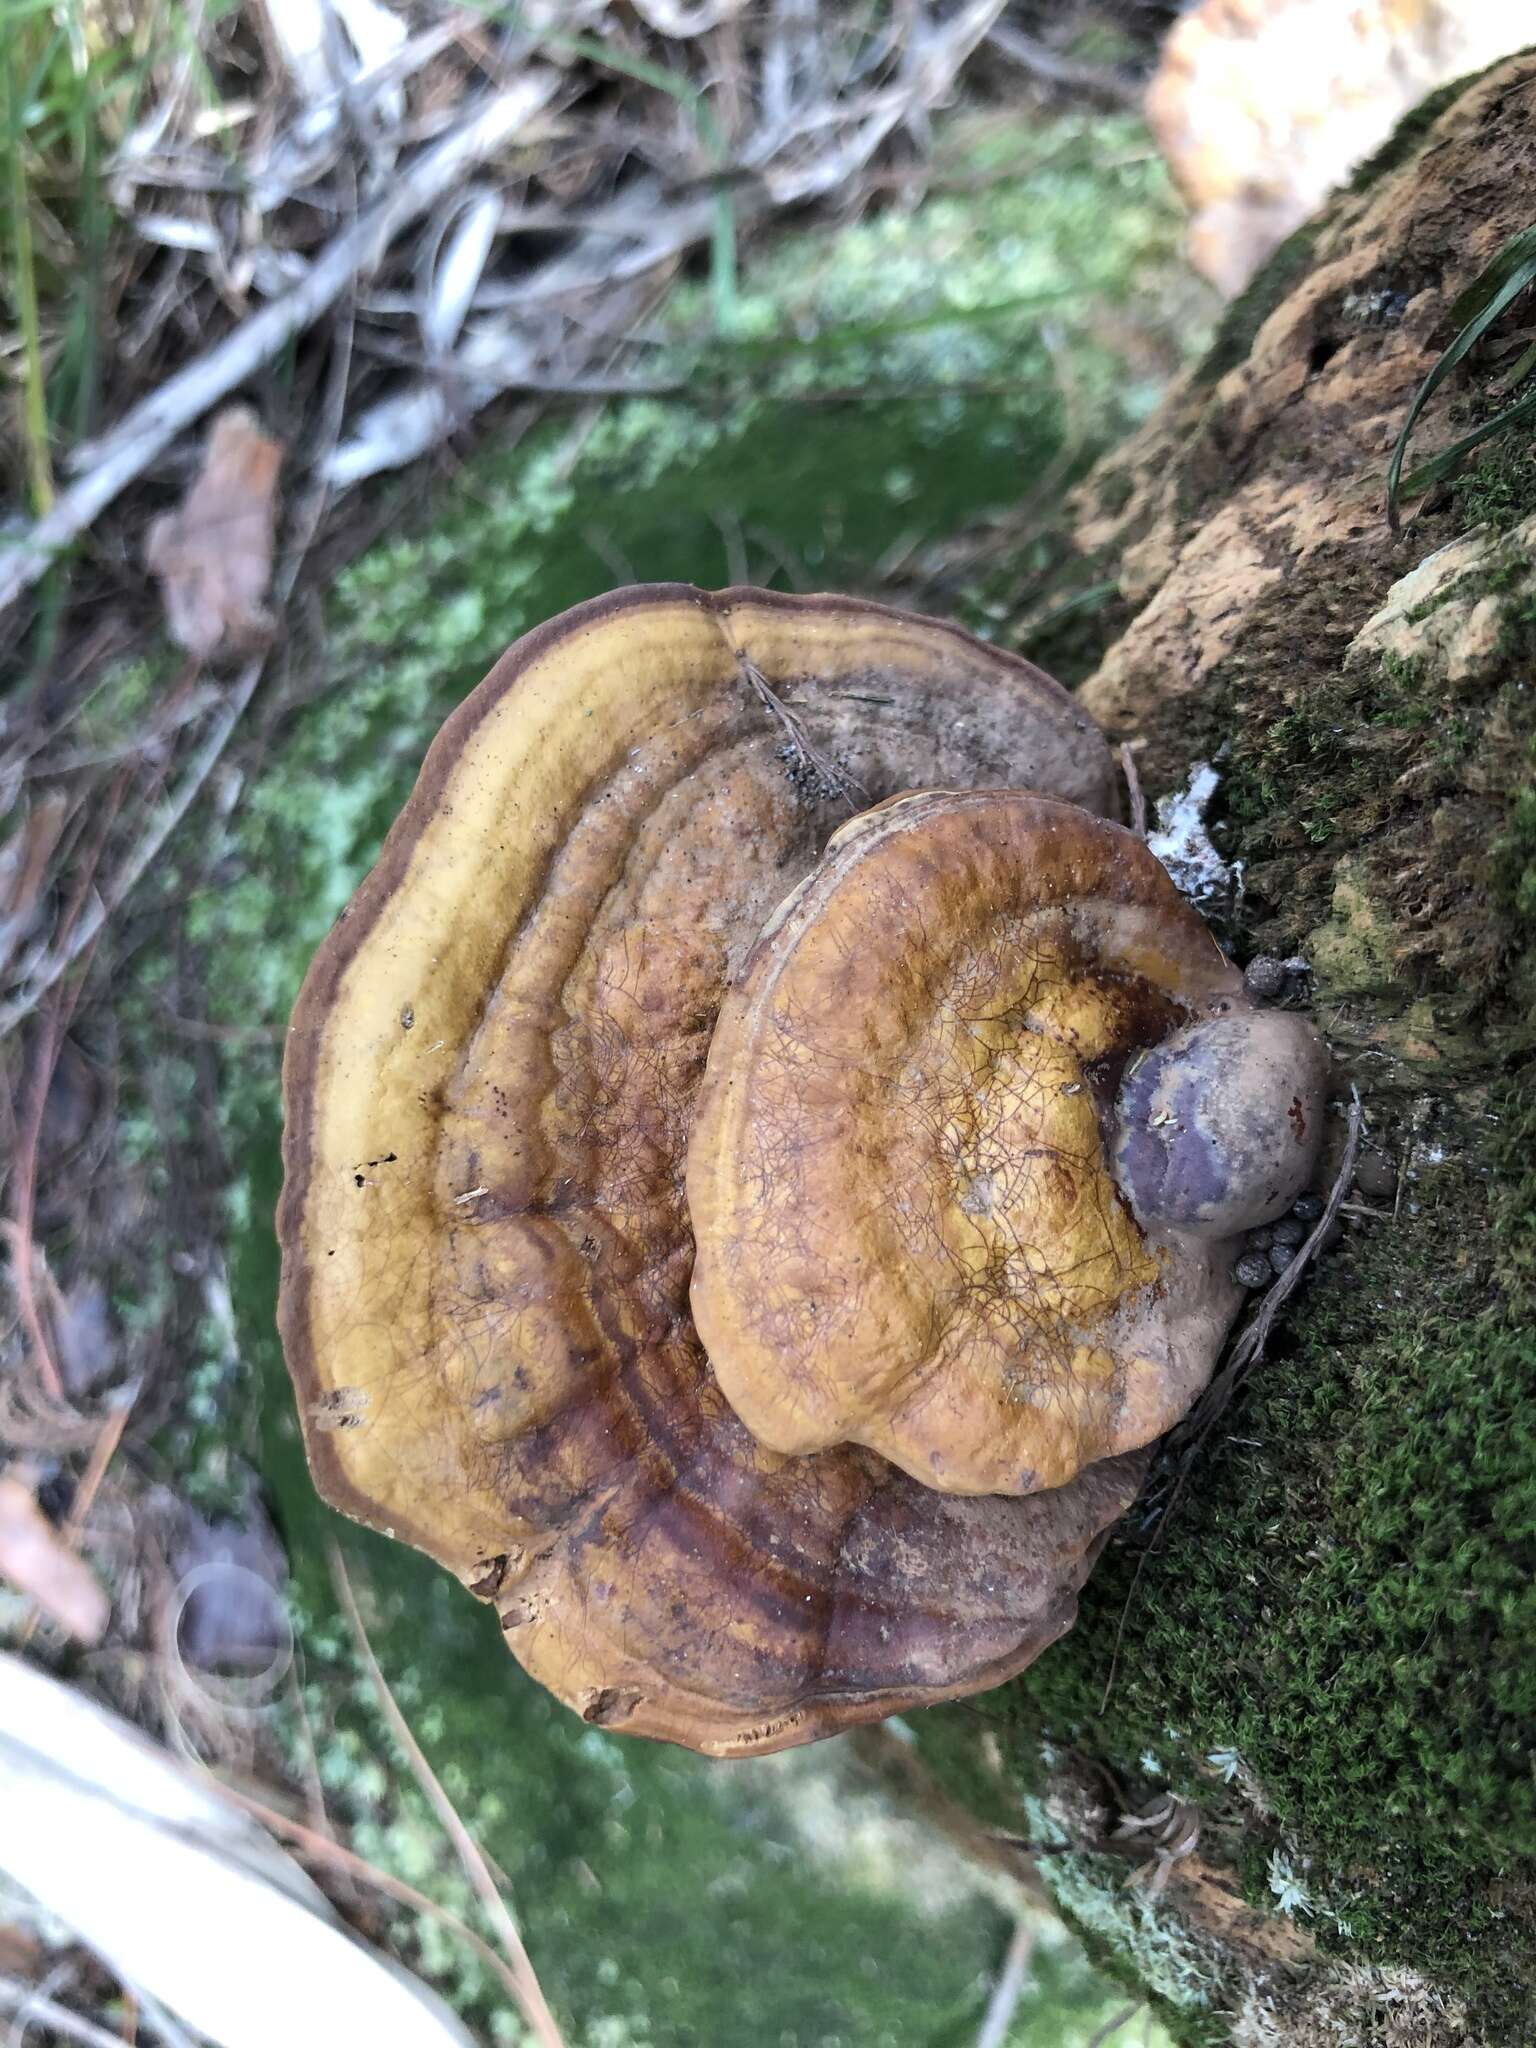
<box><xmin>279</xmin><ymin>584</ymin><xmax>1325</xmax><ymax>1756</ymax></box>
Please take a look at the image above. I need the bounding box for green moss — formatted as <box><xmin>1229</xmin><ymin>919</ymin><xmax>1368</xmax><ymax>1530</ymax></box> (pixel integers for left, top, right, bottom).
<box><xmin>910</xmin><ymin>264</ymin><xmax>1536</xmax><ymax>2034</ymax></box>
<box><xmin>1496</xmin><ymin>745</ymin><xmax>1536</xmax><ymax>926</ymax></box>
<box><xmin>911</xmin><ymin>511</ymin><xmax>1536</xmax><ymax>2041</ymax></box>
<box><xmin>919</xmin><ymin>1096</ymin><xmax>1536</xmax><ymax>2037</ymax></box>
<box><xmin>1343</xmin><ymin>74</ymin><xmax>1470</xmax><ymax>198</ymax></box>
<box><xmin>1305</xmin><ymin>859</ymin><xmax>1399</xmax><ymax>989</ymax></box>
<box><xmin>1450</xmin><ymin>417</ymin><xmax>1536</xmax><ymax>532</ymax></box>
<box><xmin>1191</xmin><ymin>219</ymin><xmax>1322</xmax><ymax>392</ymax></box>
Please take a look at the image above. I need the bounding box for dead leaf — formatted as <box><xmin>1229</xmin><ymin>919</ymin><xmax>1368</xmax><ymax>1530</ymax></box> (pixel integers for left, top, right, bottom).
<box><xmin>144</xmin><ymin>406</ymin><xmax>283</xmax><ymax>659</ymax></box>
<box><xmin>0</xmin><ymin>793</ymin><xmax>69</xmax><ymax>977</ymax></box>
<box><xmin>0</xmin><ymin>1470</ymin><xmax>110</xmax><ymax>1644</ymax></box>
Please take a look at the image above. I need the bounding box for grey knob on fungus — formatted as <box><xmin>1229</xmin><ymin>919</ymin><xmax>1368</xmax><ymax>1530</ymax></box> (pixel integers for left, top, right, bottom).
<box><xmin>1111</xmin><ymin>1010</ymin><xmax>1329</xmax><ymax>1240</ymax></box>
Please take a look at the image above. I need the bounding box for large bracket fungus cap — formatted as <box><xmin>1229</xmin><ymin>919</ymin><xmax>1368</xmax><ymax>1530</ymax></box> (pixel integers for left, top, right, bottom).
<box><xmin>279</xmin><ymin>585</ymin><xmax>1137</xmax><ymax>1756</ymax></box>
<box><xmin>689</xmin><ymin>789</ymin><xmax>1326</xmax><ymax>1499</ymax></box>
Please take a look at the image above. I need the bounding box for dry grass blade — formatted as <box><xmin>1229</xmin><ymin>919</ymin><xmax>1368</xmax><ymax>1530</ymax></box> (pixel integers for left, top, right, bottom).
<box><xmin>216</xmin><ymin>1781</ymin><xmax>547</xmax><ymax>2027</ymax></box>
<box><xmin>0</xmin><ymin>71</ymin><xmax>561</xmax><ymax>614</ymax></box>
<box><xmin>0</xmin><ymin>1976</ymin><xmax>127</xmax><ymax>2048</ymax></box>
<box><xmin>738</xmin><ymin>656</ymin><xmax>868</xmax><ymax>810</ymax></box>
<box><xmin>1119</xmin><ymin>743</ymin><xmax>1147</xmax><ymax>840</ymax></box>
<box><xmin>974</xmin><ymin>1917</ymin><xmax>1036</xmax><ymax>2048</ymax></box>
<box><xmin>327</xmin><ymin>1543</ymin><xmax>567</xmax><ymax>2048</ymax></box>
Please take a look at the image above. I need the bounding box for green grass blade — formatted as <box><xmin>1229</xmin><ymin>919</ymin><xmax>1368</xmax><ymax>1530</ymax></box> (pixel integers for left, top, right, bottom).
<box><xmin>1387</xmin><ymin>221</ymin><xmax>1536</xmax><ymax>527</ymax></box>
<box><xmin>709</xmin><ymin>187</ymin><xmax>737</xmax><ymax>334</ymax></box>
<box><xmin>720</xmin><ymin>289</ymin><xmax>1081</xmax><ymax>364</ymax></box>
<box><xmin>554</xmin><ymin>32</ymin><xmax>737</xmax><ymax>329</ymax></box>
<box><xmin>1443</xmin><ymin>221</ymin><xmax>1536</xmax><ymax>330</ymax></box>
<box><xmin>1397</xmin><ymin>381</ymin><xmax>1536</xmax><ymax>506</ymax></box>
<box><xmin>2</xmin><ymin>9</ymin><xmax>55</xmax><ymax>514</ymax></box>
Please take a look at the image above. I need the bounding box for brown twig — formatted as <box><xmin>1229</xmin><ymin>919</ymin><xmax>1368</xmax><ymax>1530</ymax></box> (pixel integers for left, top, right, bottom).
<box><xmin>327</xmin><ymin>1543</ymin><xmax>566</xmax><ymax>2048</ymax></box>
<box><xmin>14</xmin><ymin>1380</ymin><xmax>137</xmax><ymax>1652</ymax></box>
<box><xmin>1086</xmin><ymin>2002</ymin><xmax>1146</xmax><ymax>2048</ymax></box>
<box><xmin>61</xmin><ymin>1386</ymin><xmax>136</xmax><ymax>1543</ymax></box>
<box><xmin>1100</xmin><ymin>1088</ymin><xmax>1365</xmax><ymax>1712</ymax></box>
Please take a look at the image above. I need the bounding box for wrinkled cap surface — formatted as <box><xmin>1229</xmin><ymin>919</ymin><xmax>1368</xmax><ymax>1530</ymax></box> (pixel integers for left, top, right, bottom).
<box><xmin>688</xmin><ymin>789</ymin><xmax>1253</xmax><ymax>1499</ymax></box>
<box><xmin>279</xmin><ymin>584</ymin><xmax>1138</xmax><ymax>1755</ymax></box>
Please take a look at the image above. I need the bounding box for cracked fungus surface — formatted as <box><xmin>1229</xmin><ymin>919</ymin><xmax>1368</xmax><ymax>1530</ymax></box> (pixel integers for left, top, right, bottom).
<box><xmin>278</xmin><ymin>584</ymin><xmax>1152</xmax><ymax>1755</ymax></box>
<box><xmin>689</xmin><ymin>790</ymin><xmax>1246</xmax><ymax>1497</ymax></box>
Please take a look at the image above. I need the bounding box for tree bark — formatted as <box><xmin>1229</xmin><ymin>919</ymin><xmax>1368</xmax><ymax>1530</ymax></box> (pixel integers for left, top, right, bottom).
<box><xmin>915</xmin><ymin>53</ymin><xmax>1536</xmax><ymax>2048</ymax></box>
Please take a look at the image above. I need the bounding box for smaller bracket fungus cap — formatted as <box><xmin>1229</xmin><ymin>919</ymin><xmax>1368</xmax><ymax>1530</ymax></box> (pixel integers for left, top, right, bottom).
<box><xmin>1111</xmin><ymin>1010</ymin><xmax>1329</xmax><ymax>1240</ymax></box>
<box><xmin>688</xmin><ymin>788</ymin><xmax>1262</xmax><ymax>1500</ymax></box>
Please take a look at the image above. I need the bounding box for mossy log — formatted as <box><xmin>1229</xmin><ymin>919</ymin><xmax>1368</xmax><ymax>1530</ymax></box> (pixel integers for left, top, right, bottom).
<box><xmin>912</xmin><ymin>53</ymin><xmax>1536</xmax><ymax>2048</ymax></box>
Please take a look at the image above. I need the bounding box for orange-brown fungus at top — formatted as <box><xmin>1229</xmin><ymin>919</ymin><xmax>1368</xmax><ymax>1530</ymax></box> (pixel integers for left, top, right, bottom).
<box><xmin>689</xmin><ymin>790</ymin><xmax>1254</xmax><ymax>1498</ymax></box>
<box><xmin>279</xmin><ymin>584</ymin><xmax>1269</xmax><ymax>1756</ymax></box>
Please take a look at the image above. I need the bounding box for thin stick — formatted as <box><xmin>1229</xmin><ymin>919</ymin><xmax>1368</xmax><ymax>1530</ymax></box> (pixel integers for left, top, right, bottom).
<box><xmin>327</xmin><ymin>1545</ymin><xmax>566</xmax><ymax>2048</ymax></box>
<box><xmin>1085</xmin><ymin>2002</ymin><xmax>1145</xmax><ymax>2048</ymax></box>
<box><xmin>0</xmin><ymin>72</ymin><xmax>561</xmax><ymax>614</ymax></box>
<box><xmin>284</xmin><ymin>1661</ymin><xmax>335</xmax><ymax>1841</ymax></box>
<box><xmin>61</xmin><ymin>1388</ymin><xmax>136</xmax><ymax>1543</ymax></box>
<box><xmin>988</xmin><ymin>24</ymin><xmax>1141</xmax><ymax>106</ymax></box>
<box><xmin>1214</xmin><ymin>1086</ymin><xmax>1364</xmax><ymax>1387</ymax></box>
<box><xmin>1</xmin><ymin>292</ymin><xmax>353</xmax><ymax>1043</ymax></box>
<box><xmin>738</xmin><ymin>657</ymin><xmax>868</xmax><ymax>810</ymax></box>
<box><xmin>1099</xmin><ymin>1089</ymin><xmax>1364</xmax><ymax>1711</ymax></box>
<box><xmin>974</xmin><ymin>1919</ymin><xmax>1036</xmax><ymax>2048</ymax></box>
<box><xmin>2</xmin><ymin>982</ymin><xmax>76</xmax><ymax>1396</ymax></box>
<box><xmin>0</xmin><ymin>659</ymin><xmax>262</xmax><ymax>1038</ymax></box>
